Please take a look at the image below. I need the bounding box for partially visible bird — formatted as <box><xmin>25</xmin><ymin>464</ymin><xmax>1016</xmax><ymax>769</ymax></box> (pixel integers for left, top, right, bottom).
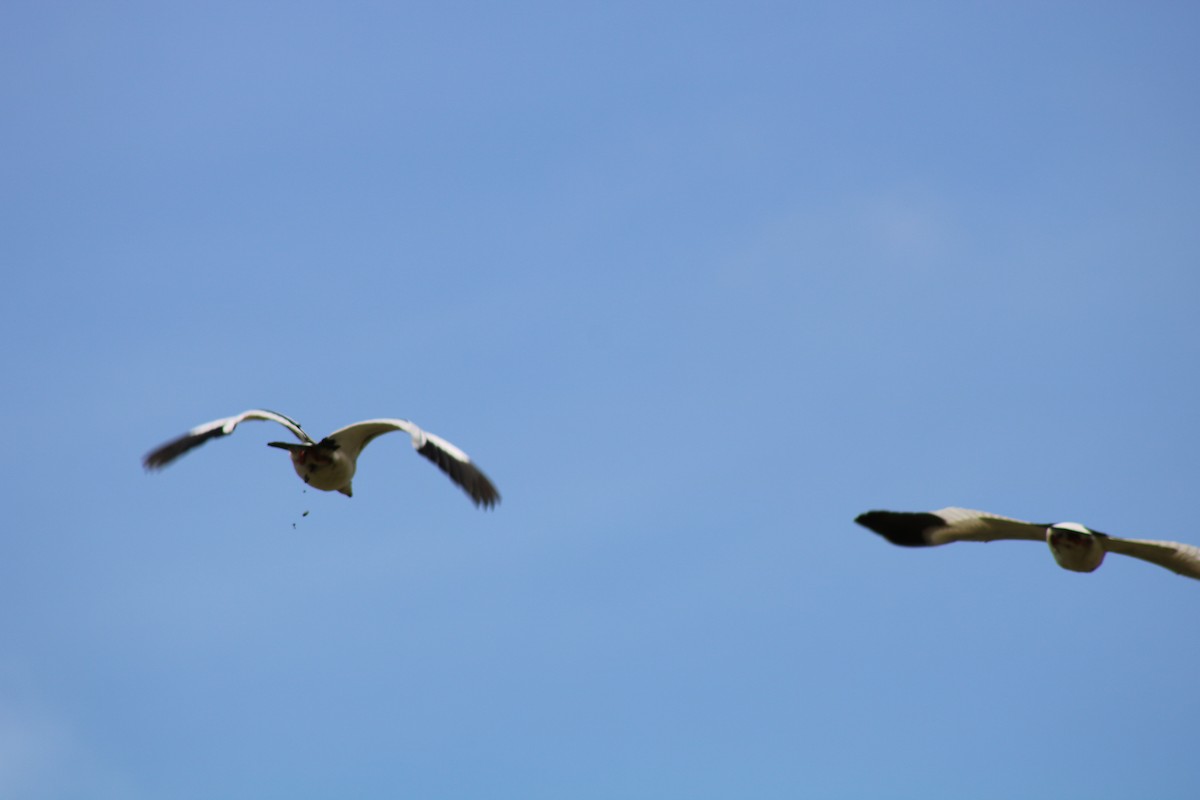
<box><xmin>855</xmin><ymin>507</ymin><xmax>1200</xmax><ymax>580</ymax></box>
<box><xmin>144</xmin><ymin>409</ymin><xmax>500</xmax><ymax>508</ymax></box>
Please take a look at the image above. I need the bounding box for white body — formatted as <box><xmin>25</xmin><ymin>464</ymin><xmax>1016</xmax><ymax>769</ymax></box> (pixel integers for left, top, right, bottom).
<box><xmin>287</xmin><ymin>445</ymin><xmax>356</xmax><ymax>494</ymax></box>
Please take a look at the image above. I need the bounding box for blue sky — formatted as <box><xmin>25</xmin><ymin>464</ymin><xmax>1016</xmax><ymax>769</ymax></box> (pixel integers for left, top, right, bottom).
<box><xmin>3</xmin><ymin>1</ymin><xmax>1199</xmax><ymax>797</ymax></box>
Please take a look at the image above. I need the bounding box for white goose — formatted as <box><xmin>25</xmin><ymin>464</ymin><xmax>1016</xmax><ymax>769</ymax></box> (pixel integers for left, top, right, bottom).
<box><xmin>144</xmin><ymin>409</ymin><xmax>499</xmax><ymax>508</ymax></box>
<box><xmin>855</xmin><ymin>507</ymin><xmax>1200</xmax><ymax>580</ymax></box>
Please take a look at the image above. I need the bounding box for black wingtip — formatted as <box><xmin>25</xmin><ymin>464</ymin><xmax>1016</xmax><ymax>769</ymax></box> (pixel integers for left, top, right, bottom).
<box><xmin>460</xmin><ymin>468</ymin><xmax>501</xmax><ymax>510</ymax></box>
<box><xmin>472</xmin><ymin>483</ymin><xmax>502</xmax><ymax>510</ymax></box>
<box><xmin>855</xmin><ymin>510</ymin><xmax>945</xmax><ymax>547</ymax></box>
<box><xmin>417</xmin><ymin>441</ymin><xmax>501</xmax><ymax>510</ymax></box>
<box><xmin>142</xmin><ymin>426</ymin><xmax>226</xmax><ymax>470</ymax></box>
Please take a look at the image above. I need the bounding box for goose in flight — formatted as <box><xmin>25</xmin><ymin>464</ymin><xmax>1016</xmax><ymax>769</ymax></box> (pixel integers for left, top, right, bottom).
<box><xmin>855</xmin><ymin>507</ymin><xmax>1200</xmax><ymax>580</ymax></box>
<box><xmin>144</xmin><ymin>409</ymin><xmax>500</xmax><ymax>508</ymax></box>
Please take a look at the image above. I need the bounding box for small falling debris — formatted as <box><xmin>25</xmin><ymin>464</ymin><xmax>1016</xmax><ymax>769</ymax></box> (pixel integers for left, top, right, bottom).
<box><xmin>302</xmin><ymin>510</ymin><xmax>310</xmax><ymax>517</ymax></box>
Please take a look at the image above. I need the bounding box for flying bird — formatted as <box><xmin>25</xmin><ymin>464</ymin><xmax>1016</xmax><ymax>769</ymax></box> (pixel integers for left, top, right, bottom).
<box><xmin>144</xmin><ymin>409</ymin><xmax>500</xmax><ymax>508</ymax></box>
<box><xmin>855</xmin><ymin>507</ymin><xmax>1200</xmax><ymax>580</ymax></box>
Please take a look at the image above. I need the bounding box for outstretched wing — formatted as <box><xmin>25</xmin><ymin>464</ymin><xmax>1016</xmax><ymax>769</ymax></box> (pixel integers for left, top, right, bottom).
<box><xmin>143</xmin><ymin>409</ymin><xmax>312</xmax><ymax>469</ymax></box>
<box><xmin>325</xmin><ymin>419</ymin><xmax>501</xmax><ymax>509</ymax></box>
<box><xmin>855</xmin><ymin>507</ymin><xmax>1047</xmax><ymax>547</ymax></box>
<box><xmin>1102</xmin><ymin>536</ymin><xmax>1200</xmax><ymax>580</ymax></box>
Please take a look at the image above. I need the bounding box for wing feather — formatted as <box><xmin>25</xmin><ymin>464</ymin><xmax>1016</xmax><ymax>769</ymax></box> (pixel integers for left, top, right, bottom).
<box><xmin>325</xmin><ymin>419</ymin><xmax>500</xmax><ymax>508</ymax></box>
<box><xmin>143</xmin><ymin>409</ymin><xmax>310</xmax><ymax>469</ymax></box>
<box><xmin>1102</xmin><ymin>536</ymin><xmax>1200</xmax><ymax>580</ymax></box>
<box><xmin>855</xmin><ymin>507</ymin><xmax>1046</xmax><ymax>547</ymax></box>
<box><xmin>926</xmin><ymin>507</ymin><xmax>1047</xmax><ymax>545</ymax></box>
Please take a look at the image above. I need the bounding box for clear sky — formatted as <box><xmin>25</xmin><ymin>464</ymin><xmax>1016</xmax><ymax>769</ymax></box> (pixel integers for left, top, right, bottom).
<box><xmin>3</xmin><ymin>2</ymin><xmax>1199</xmax><ymax>798</ymax></box>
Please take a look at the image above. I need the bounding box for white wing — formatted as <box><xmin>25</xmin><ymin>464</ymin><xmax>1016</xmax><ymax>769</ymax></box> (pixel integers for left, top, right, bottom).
<box><xmin>855</xmin><ymin>507</ymin><xmax>1046</xmax><ymax>547</ymax></box>
<box><xmin>925</xmin><ymin>507</ymin><xmax>1048</xmax><ymax>545</ymax></box>
<box><xmin>143</xmin><ymin>409</ymin><xmax>312</xmax><ymax>469</ymax></box>
<box><xmin>324</xmin><ymin>419</ymin><xmax>500</xmax><ymax>508</ymax></box>
<box><xmin>1102</xmin><ymin>536</ymin><xmax>1200</xmax><ymax>580</ymax></box>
